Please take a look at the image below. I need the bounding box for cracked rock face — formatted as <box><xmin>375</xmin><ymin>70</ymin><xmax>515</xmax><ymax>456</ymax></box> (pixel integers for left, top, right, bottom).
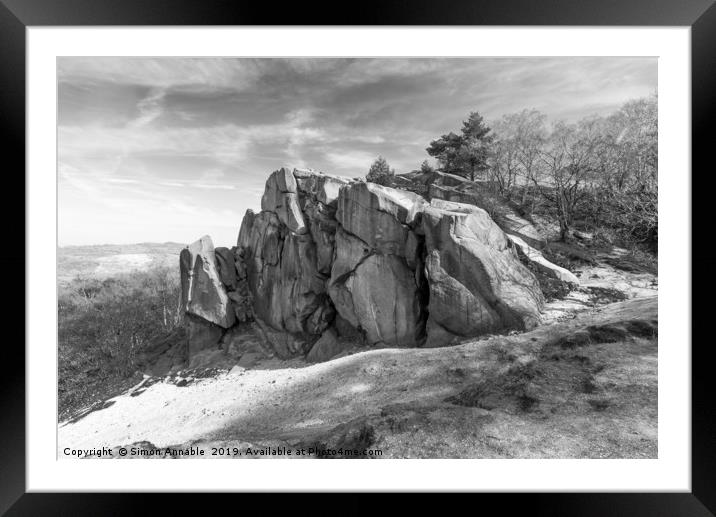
<box><xmin>421</xmin><ymin>200</ymin><xmax>544</xmax><ymax>347</ymax></box>
<box><xmin>238</xmin><ymin>210</ymin><xmax>332</xmax><ymax>339</ymax></box>
<box><xmin>395</xmin><ymin>170</ymin><xmax>547</xmax><ymax>250</ymax></box>
<box><xmin>179</xmin><ymin>235</ymin><xmax>235</xmax><ymax>329</ymax></box>
<box><xmin>261</xmin><ymin>167</ymin><xmax>307</xmax><ymax>234</ymax></box>
<box><xmin>337</xmin><ymin>253</ymin><xmax>423</xmax><ymax>347</ymax></box>
<box><xmin>329</xmin><ymin>182</ymin><xmax>426</xmax><ymax>348</ymax></box>
<box><xmin>181</xmin><ymin>167</ymin><xmax>547</xmax><ymax>359</ymax></box>
<box><xmin>336</xmin><ymin>182</ymin><xmax>424</xmax><ymax>255</ymax></box>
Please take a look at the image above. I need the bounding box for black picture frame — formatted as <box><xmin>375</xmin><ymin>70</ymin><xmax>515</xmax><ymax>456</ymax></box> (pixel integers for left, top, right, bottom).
<box><xmin>2</xmin><ymin>0</ymin><xmax>712</xmax><ymax>514</ymax></box>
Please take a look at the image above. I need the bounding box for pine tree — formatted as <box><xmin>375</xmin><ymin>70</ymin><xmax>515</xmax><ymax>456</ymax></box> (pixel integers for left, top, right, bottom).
<box><xmin>366</xmin><ymin>156</ymin><xmax>395</xmax><ymax>186</ymax></box>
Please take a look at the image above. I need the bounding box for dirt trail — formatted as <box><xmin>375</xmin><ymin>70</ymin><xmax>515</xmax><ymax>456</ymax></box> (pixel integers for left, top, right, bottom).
<box><xmin>59</xmin><ymin>294</ymin><xmax>657</xmax><ymax>459</ymax></box>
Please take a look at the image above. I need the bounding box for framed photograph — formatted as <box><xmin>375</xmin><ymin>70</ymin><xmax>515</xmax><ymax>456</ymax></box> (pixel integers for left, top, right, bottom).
<box><xmin>3</xmin><ymin>0</ymin><xmax>712</xmax><ymax>513</ymax></box>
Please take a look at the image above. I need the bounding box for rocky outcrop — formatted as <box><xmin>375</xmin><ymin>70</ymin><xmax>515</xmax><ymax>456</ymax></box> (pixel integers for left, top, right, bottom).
<box><xmin>214</xmin><ymin>246</ymin><xmax>238</xmax><ymax>290</ymax></box>
<box><xmin>179</xmin><ymin>236</ymin><xmax>235</xmax><ymax>329</ymax></box>
<box><xmin>260</xmin><ymin>167</ymin><xmax>307</xmax><ymax>234</ymax></box>
<box><xmin>186</xmin><ymin>314</ymin><xmax>225</xmax><ymax>357</ymax></box>
<box><xmin>422</xmin><ymin>200</ymin><xmax>544</xmax><ymax>347</ymax></box>
<box><xmin>329</xmin><ymin>182</ymin><xmax>427</xmax><ymax>347</ymax></box>
<box><xmin>392</xmin><ymin>170</ymin><xmax>547</xmax><ymax>249</ymax></box>
<box><xmin>180</xmin><ymin>167</ymin><xmax>549</xmax><ymax>361</ymax></box>
<box><xmin>236</xmin><ymin>169</ymin><xmax>343</xmax><ymax>357</ymax></box>
<box><xmin>331</xmin><ymin>252</ymin><xmax>425</xmax><ymax>347</ymax></box>
<box><xmin>179</xmin><ymin>235</ymin><xmax>255</xmax><ymax>355</ymax></box>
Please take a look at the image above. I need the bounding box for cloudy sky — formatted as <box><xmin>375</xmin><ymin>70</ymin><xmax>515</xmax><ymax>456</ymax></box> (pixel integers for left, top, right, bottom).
<box><xmin>58</xmin><ymin>57</ymin><xmax>656</xmax><ymax>247</ymax></box>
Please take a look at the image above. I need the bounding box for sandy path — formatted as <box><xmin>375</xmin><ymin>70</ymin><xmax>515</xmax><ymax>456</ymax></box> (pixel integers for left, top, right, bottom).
<box><xmin>59</xmin><ymin>296</ymin><xmax>658</xmax><ymax>459</ymax></box>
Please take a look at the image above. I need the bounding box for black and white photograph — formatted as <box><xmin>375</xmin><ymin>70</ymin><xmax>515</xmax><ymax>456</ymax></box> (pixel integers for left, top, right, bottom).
<box><xmin>0</xmin><ymin>0</ymin><xmax>709</xmax><ymax>508</ymax></box>
<box><xmin>55</xmin><ymin>56</ymin><xmax>661</xmax><ymax>460</ymax></box>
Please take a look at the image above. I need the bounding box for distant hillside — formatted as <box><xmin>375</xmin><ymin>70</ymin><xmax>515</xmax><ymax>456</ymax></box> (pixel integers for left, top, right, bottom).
<box><xmin>58</xmin><ymin>242</ymin><xmax>186</xmax><ymax>284</ymax></box>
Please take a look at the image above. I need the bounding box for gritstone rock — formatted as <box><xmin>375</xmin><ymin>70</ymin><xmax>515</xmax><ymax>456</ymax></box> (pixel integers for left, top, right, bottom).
<box><xmin>182</xmin><ymin>167</ymin><xmax>547</xmax><ymax>359</ymax></box>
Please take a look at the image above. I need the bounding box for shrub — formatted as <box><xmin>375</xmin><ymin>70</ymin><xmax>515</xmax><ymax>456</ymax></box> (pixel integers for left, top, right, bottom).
<box><xmin>58</xmin><ymin>266</ymin><xmax>183</xmax><ymax>417</ymax></box>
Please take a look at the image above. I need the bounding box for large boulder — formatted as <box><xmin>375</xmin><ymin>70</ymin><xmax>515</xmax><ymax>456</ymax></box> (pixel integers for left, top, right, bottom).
<box><xmin>182</xmin><ymin>167</ymin><xmax>547</xmax><ymax>360</ymax></box>
<box><xmin>227</xmin><ymin>286</ymin><xmax>253</xmax><ymax>323</ymax></box>
<box><xmin>336</xmin><ymin>181</ymin><xmax>425</xmax><ymax>255</ymax></box>
<box><xmin>428</xmin><ymin>183</ymin><xmax>546</xmax><ymax>250</ymax></box>
<box><xmin>422</xmin><ymin>199</ymin><xmax>544</xmax><ymax>347</ymax></box>
<box><xmin>179</xmin><ymin>235</ymin><xmax>235</xmax><ymax>329</ymax></box>
<box><xmin>391</xmin><ymin>169</ymin><xmax>546</xmax><ymax>248</ymax></box>
<box><xmin>381</xmin><ymin>170</ymin><xmax>548</xmax><ymax>249</ymax></box>
<box><xmin>238</xmin><ymin>210</ymin><xmax>332</xmax><ymax>339</ymax></box>
<box><xmin>294</xmin><ymin>169</ymin><xmax>349</xmax><ymax>207</ymax></box>
<box><xmin>186</xmin><ymin>314</ymin><xmax>224</xmax><ymax>356</ymax></box>
<box><xmin>237</xmin><ymin>170</ymin><xmax>344</xmax><ymax>357</ymax></box>
<box><xmin>214</xmin><ymin>246</ymin><xmax>238</xmax><ymax>290</ymax></box>
<box><xmin>295</xmin><ymin>171</ymin><xmax>350</xmax><ymax>276</ymax></box>
<box><xmin>261</xmin><ymin>167</ymin><xmax>307</xmax><ymax>234</ymax></box>
<box><xmin>303</xmin><ymin>199</ymin><xmax>339</xmax><ymax>276</ymax></box>
<box><xmin>329</xmin><ymin>182</ymin><xmax>426</xmax><ymax>347</ymax></box>
<box><xmin>306</xmin><ymin>328</ymin><xmax>343</xmax><ymax>363</ymax></box>
<box><xmin>330</xmin><ymin>253</ymin><xmax>423</xmax><ymax>347</ymax></box>
<box><xmin>330</xmin><ymin>227</ymin><xmax>372</xmax><ymax>282</ymax></box>
<box><xmin>254</xmin><ymin>317</ymin><xmax>308</xmax><ymax>359</ymax></box>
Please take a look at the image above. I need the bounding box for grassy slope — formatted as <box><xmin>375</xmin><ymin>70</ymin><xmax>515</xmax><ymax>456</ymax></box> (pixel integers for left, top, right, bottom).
<box><xmin>59</xmin><ymin>296</ymin><xmax>657</xmax><ymax>459</ymax></box>
<box><xmin>58</xmin><ymin>242</ymin><xmax>186</xmax><ymax>419</ymax></box>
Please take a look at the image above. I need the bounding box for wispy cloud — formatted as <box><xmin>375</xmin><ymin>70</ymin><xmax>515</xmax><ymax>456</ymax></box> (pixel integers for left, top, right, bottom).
<box><xmin>58</xmin><ymin>57</ymin><xmax>657</xmax><ymax>245</ymax></box>
<box><xmin>323</xmin><ymin>150</ymin><xmax>381</xmax><ymax>172</ymax></box>
<box><xmin>129</xmin><ymin>88</ymin><xmax>166</xmax><ymax>128</ymax></box>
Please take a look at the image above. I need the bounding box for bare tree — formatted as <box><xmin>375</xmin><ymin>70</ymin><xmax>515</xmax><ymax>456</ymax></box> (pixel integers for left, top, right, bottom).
<box><xmin>490</xmin><ymin>109</ymin><xmax>548</xmax><ymax>202</ymax></box>
<box><xmin>588</xmin><ymin>94</ymin><xmax>658</xmax><ymax>245</ymax></box>
<box><xmin>488</xmin><ymin>119</ymin><xmax>520</xmax><ymax>196</ymax></box>
<box><xmin>424</xmin><ymin>96</ymin><xmax>657</xmax><ymax>248</ymax></box>
<box><xmin>513</xmin><ymin>110</ymin><xmax>548</xmax><ymax>206</ymax></box>
<box><xmin>598</xmin><ymin>95</ymin><xmax>657</xmax><ymax>193</ymax></box>
<box><xmin>538</xmin><ymin>118</ymin><xmax>602</xmax><ymax>241</ymax></box>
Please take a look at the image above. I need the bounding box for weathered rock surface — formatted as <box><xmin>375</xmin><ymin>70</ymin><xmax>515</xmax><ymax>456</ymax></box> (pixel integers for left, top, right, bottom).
<box><xmin>182</xmin><ymin>167</ymin><xmax>548</xmax><ymax>359</ymax></box>
<box><xmin>227</xmin><ymin>287</ymin><xmax>253</xmax><ymax>323</ymax></box>
<box><xmin>303</xmin><ymin>200</ymin><xmax>339</xmax><ymax>275</ymax></box>
<box><xmin>336</xmin><ymin>182</ymin><xmax>424</xmax><ymax>255</ymax></box>
<box><xmin>422</xmin><ymin>199</ymin><xmax>544</xmax><ymax>347</ymax></box>
<box><xmin>507</xmin><ymin>234</ymin><xmax>580</xmax><ymax>285</ymax></box>
<box><xmin>179</xmin><ymin>235</ymin><xmax>235</xmax><ymax>329</ymax></box>
<box><xmin>428</xmin><ymin>183</ymin><xmax>546</xmax><ymax>250</ymax></box>
<box><xmin>261</xmin><ymin>167</ymin><xmax>307</xmax><ymax>234</ymax></box>
<box><xmin>393</xmin><ymin>170</ymin><xmax>547</xmax><ymax>249</ymax></box>
<box><xmin>335</xmin><ymin>253</ymin><xmax>424</xmax><ymax>347</ymax></box>
<box><xmin>306</xmin><ymin>328</ymin><xmax>342</xmax><ymax>363</ymax></box>
<box><xmin>186</xmin><ymin>314</ymin><xmax>225</xmax><ymax>356</ymax></box>
<box><xmin>220</xmin><ymin>325</ymin><xmax>268</xmax><ymax>360</ymax></box>
<box><xmin>214</xmin><ymin>246</ymin><xmax>238</xmax><ymax>290</ymax></box>
<box><xmin>294</xmin><ymin>168</ymin><xmax>348</xmax><ymax>206</ymax></box>
<box><xmin>238</xmin><ymin>210</ymin><xmax>332</xmax><ymax>339</ymax></box>
<box><xmin>254</xmin><ymin>317</ymin><xmax>310</xmax><ymax>359</ymax></box>
<box><xmin>329</xmin><ymin>182</ymin><xmax>427</xmax><ymax>347</ymax></box>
